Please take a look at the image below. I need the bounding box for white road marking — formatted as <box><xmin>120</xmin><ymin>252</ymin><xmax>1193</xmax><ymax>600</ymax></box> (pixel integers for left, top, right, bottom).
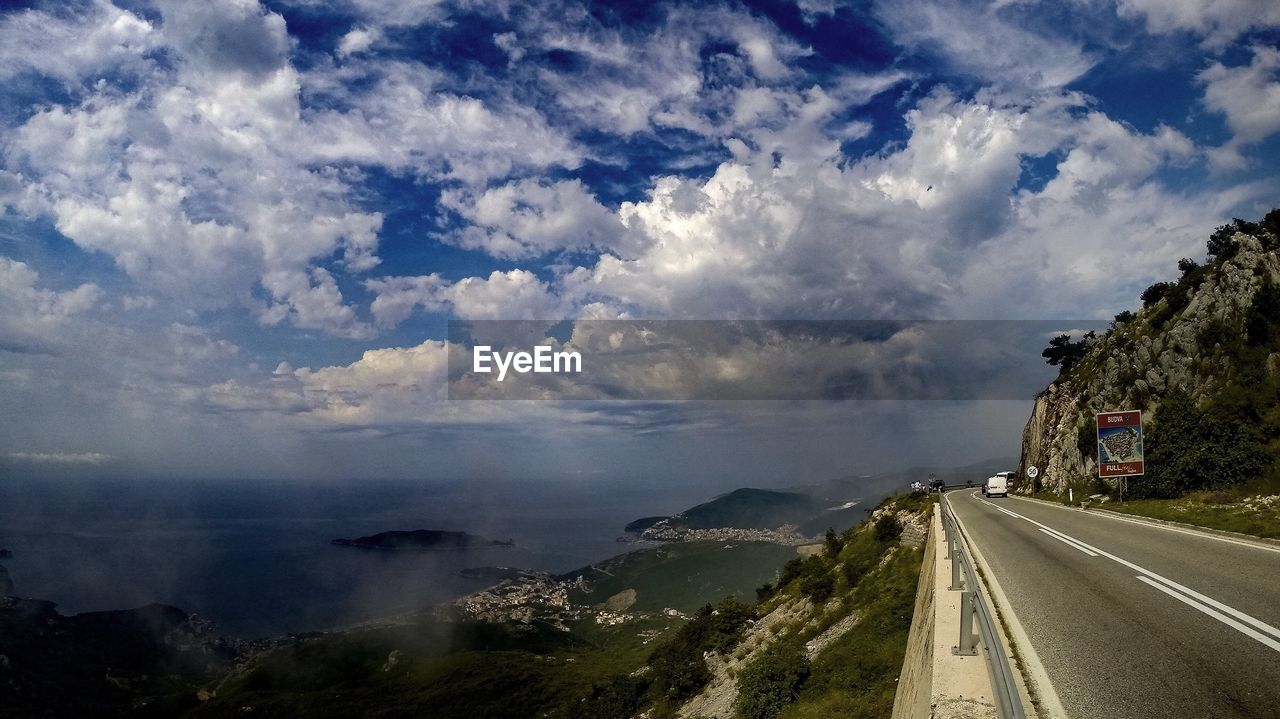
<box><xmin>1136</xmin><ymin>576</ymin><xmax>1280</xmax><ymax>653</ymax></box>
<box><xmin>968</xmin><ymin>493</ymin><xmax>1280</xmax><ymax>653</ymax></box>
<box><xmin>1008</xmin><ymin>494</ymin><xmax>1280</xmax><ymax>556</ymax></box>
<box><xmin>948</xmin><ymin>499</ymin><xmax>1069</xmax><ymax>718</ymax></box>
<box><xmin>1037</xmin><ymin>528</ymin><xmax>1098</xmax><ymax>556</ymax></box>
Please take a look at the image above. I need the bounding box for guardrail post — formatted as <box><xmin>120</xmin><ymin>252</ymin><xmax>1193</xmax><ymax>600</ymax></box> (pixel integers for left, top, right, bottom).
<box><xmin>953</xmin><ymin>590</ymin><xmax>978</xmax><ymax>656</ymax></box>
<box><xmin>949</xmin><ymin>542</ymin><xmax>963</xmax><ymax>590</ymax></box>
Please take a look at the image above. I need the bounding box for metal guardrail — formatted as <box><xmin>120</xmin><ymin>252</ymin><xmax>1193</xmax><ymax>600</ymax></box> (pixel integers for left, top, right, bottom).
<box><xmin>941</xmin><ymin>496</ymin><xmax>1027</xmax><ymax>719</ymax></box>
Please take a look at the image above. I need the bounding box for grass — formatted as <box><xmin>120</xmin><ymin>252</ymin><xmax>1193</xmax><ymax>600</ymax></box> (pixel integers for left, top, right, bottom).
<box><xmin>1098</xmin><ymin>491</ymin><xmax>1280</xmax><ymax>538</ymax></box>
<box><xmin>777</xmin><ymin>542</ymin><xmax>923</xmax><ymax>719</ymax></box>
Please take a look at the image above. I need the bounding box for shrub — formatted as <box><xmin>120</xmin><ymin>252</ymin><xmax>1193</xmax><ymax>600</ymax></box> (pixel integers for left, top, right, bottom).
<box><xmin>647</xmin><ymin>597</ymin><xmax>754</xmax><ymax>704</ymax></box>
<box><xmin>734</xmin><ymin>641</ymin><xmax>810</xmax><ymax>719</ymax></box>
<box><xmin>1197</xmin><ymin>318</ymin><xmax>1234</xmax><ymax>351</ymax></box>
<box><xmin>799</xmin><ymin>570</ymin><xmax>835</xmax><ymax>604</ymax></box>
<box><xmin>1134</xmin><ymin>392</ymin><xmax>1270</xmax><ymax>498</ymax></box>
<box><xmin>578</xmin><ymin>675</ymin><xmax>650</xmax><ymax>719</ymax></box>
<box><xmin>1077</xmin><ymin>420</ymin><xmax>1098</xmax><ymax>464</ymax></box>
<box><xmin>1246</xmin><ymin>279</ymin><xmax>1280</xmax><ymax>347</ymax></box>
<box><xmin>873</xmin><ymin>515</ymin><xmax>902</xmax><ymax>543</ymax></box>
<box><xmin>1112</xmin><ymin>310</ymin><xmax>1136</xmax><ymax>326</ymax></box>
<box><xmin>1260</xmin><ymin>208</ymin><xmax>1280</xmax><ymax>248</ymax></box>
<box><xmin>1141</xmin><ymin>282</ymin><xmax>1172</xmax><ymax>307</ymax></box>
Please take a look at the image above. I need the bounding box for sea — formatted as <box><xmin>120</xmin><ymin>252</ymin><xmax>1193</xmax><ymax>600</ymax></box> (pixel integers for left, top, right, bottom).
<box><xmin>0</xmin><ymin>476</ymin><xmax>703</xmax><ymax>638</ymax></box>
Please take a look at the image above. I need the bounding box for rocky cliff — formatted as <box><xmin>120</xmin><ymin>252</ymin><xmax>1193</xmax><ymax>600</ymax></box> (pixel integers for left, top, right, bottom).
<box><xmin>1019</xmin><ymin>225</ymin><xmax>1280</xmax><ymax>494</ymax></box>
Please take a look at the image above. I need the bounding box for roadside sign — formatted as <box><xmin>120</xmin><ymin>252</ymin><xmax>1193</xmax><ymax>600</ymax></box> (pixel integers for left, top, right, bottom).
<box><xmin>1027</xmin><ymin>465</ymin><xmax>1039</xmax><ymax>479</ymax></box>
<box><xmin>1097</xmin><ymin>410</ymin><xmax>1144</xmax><ymax>478</ymax></box>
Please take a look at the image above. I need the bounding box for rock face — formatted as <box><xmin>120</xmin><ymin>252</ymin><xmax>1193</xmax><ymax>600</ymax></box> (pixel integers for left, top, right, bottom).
<box><xmin>1019</xmin><ymin>232</ymin><xmax>1280</xmax><ymax>494</ymax></box>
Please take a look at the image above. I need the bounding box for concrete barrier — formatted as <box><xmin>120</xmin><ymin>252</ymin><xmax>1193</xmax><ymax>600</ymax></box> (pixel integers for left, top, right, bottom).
<box><xmin>893</xmin><ymin>503</ymin><xmax>998</xmax><ymax>719</ymax></box>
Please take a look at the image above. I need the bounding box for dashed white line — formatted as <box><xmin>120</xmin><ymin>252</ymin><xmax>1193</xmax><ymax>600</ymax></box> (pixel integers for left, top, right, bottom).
<box><xmin>1037</xmin><ymin>527</ymin><xmax>1098</xmax><ymax>556</ymax></box>
<box><xmin>969</xmin><ymin>493</ymin><xmax>1280</xmax><ymax>654</ymax></box>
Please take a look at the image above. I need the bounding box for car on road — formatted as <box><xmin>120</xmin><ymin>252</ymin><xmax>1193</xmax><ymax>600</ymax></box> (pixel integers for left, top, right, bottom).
<box><xmin>982</xmin><ymin>471</ymin><xmax>1013</xmax><ymax>498</ymax></box>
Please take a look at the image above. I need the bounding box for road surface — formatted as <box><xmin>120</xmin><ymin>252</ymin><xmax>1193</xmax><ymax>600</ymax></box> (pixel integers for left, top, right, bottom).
<box><xmin>948</xmin><ymin>490</ymin><xmax>1280</xmax><ymax>719</ymax></box>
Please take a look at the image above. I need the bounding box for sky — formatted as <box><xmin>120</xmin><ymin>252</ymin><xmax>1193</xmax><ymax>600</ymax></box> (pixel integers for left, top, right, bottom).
<box><xmin>0</xmin><ymin>0</ymin><xmax>1278</xmax><ymax>487</ymax></box>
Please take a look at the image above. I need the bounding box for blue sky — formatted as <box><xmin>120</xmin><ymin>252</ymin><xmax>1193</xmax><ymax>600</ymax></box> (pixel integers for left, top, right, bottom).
<box><xmin>0</xmin><ymin>0</ymin><xmax>1278</xmax><ymax>484</ymax></box>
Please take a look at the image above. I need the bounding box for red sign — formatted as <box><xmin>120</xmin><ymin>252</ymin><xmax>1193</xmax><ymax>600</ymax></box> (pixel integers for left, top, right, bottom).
<box><xmin>1097</xmin><ymin>411</ymin><xmax>1144</xmax><ymax>478</ymax></box>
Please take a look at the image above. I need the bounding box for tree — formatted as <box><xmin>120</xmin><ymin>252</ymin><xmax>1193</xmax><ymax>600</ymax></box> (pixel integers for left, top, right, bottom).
<box><xmin>1042</xmin><ymin>333</ymin><xmax>1091</xmax><ymax>376</ymax></box>
<box><xmin>1260</xmin><ymin>208</ymin><xmax>1280</xmax><ymax>249</ymax></box>
<box><xmin>1177</xmin><ymin>257</ymin><xmax>1200</xmax><ymax>275</ymax></box>
<box><xmin>823</xmin><ymin>528</ymin><xmax>843</xmax><ymax>556</ymax></box>
<box><xmin>1141</xmin><ymin>282</ymin><xmax>1172</xmax><ymax>307</ymax></box>
<box><xmin>1207</xmin><ymin>219</ymin><xmax>1259</xmax><ymax>260</ymax></box>
<box><xmin>1112</xmin><ymin>310</ymin><xmax>1136</xmax><ymax>326</ymax></box>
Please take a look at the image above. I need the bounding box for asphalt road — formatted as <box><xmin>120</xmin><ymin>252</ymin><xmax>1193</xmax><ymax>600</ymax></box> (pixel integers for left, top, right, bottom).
<box><xmin>947</xmin><ymin>490</ymin><xmax>1280</xmax><ymax>719</ymax></box>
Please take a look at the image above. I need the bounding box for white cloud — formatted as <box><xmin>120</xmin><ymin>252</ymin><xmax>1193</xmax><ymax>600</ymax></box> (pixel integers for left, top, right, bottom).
<box><xmin>1</xmin><ymin>0</ymin><xmax>582</xmax><ymax>338</ymax></box>
<box><xmin>369</xmin><ymin>269</ymin><xmax>564</xmax><ymax>326</ymax></box>
<box><xmin>0</xmin><ymin>257</ymin><xmax>101</xmax><ymax>354</ymax></box>
<box><xmin>7</xmin><ymin>451</ymin><xmax>112</xmax><ymax>465</ymax></box>
<box><xmin>337</xmin><ymin>26</ymin><xmax>381</xmax><ymax>57</ymax></box>
<box><xmin>156</xmin><ymin>0</ymin><xmax>290</xmax><ymax>77</ymax></box>
<box><xmin>1118</xmin><ymin>0</ymin><xmax>1280</xmax><ymax>48</ymax></box>
<box><xmin>0</xmin><ymin>0</ymin><xmax>155</xmax><ymax>84</ymax></box>
<box><xmin>874</xmin><ymin>0</ymin><xmax>1096</xmax><ymax>88</ymax></box>
<box><xmin>1198</xmin><ymin>46</ymin><xmax>1280</xmax><ymax>171</ymax></box>
<box><xmin>441</xmin><ymin>179</ymin><xmax>628</xmax><ymax>259</ymax></box>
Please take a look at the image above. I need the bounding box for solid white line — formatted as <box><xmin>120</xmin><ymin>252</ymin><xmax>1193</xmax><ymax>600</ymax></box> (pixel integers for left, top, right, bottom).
<box><xmin>1037</xmin><ymin>528</ymin><xmax>1098</xmax><ymax>556</ymax></box>
<box><xmin>1008</xmin><ymin>494</ymin><xmax>1280</xmax><ymax>556</ymax></box>
<box><xmin>1135</xmin><ymin>576</ymin><xmax>1280</xmax><ymax>654</ymax></box>
<box><xmin>970</xmin><ymin>493</ymin><xmax>1280</xmax><ymax>645</ymax></box>
<box><xmin>947</xmin><ymin>496</ymin><xmax>1069</xmax><ymax>718</ymax></box>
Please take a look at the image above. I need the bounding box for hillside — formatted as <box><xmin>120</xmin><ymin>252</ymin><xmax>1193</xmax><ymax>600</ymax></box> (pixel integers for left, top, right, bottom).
<box><xmin>668</xmin><ymin>488</ymin><xmax>824</xmax><ymax>530</ymax></box>
<box><xmin>1020</xmin><ymin>211</ymin><xmax>1280</xmax><ymax>500</ymax></box>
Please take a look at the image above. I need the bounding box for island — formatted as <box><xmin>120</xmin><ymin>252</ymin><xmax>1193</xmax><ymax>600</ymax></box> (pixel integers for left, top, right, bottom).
<box><xmin>331</xmin><ymin>529</ymin><xmax>514</xmax><ymax>550</ymax></box>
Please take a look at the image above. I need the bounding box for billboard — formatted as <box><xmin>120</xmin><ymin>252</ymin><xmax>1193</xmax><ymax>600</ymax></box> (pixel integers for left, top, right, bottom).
<box><xmin>1097</xmin><ymin>410</ymin><xmax>1144</xmax><ymax>478</ymax></box>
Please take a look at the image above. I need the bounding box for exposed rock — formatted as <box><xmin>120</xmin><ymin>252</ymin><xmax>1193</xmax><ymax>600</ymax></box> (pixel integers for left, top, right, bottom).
<box><xmin>1019</xmin><ymin>232</ymin><xmax>1280</xmax><ymax>494</ymax></box>
<box><xmin>597</xmin><ymin>588</ymin><xmax>636</xmax><ymax>612</ymax></box>
<box><xmin>676</xmin><ymin>597</ymin><xmax>814</xmax><ymax>719</ymax></box>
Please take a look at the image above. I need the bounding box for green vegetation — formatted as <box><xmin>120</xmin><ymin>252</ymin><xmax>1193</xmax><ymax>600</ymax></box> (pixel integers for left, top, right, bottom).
<box><xmin>1040</xmin><ymin>209</ymin><xmax>1280</xmax><ymax>506</ymax></box>
<box><xmin>1041</xmin><ymin>331</ymin><xmax>1093</xmax><ymax>376</ymax></box>
<box><xmin>779</xmin><ymin>539</ymin><xmax>923</xmax><ymax>718</ymax></box>
<box><xmin>565</xmin><ymin>540</ymin><xmax>798</xmax><ymax>613</ymax></box>
<box><xmin>646</xmin><ymin>597</ymin><xmax>756</xmax><ymax>712</ymax></box>
<box><xmin>664</xmin><ymin>488</ymin><xmax>824</xmax><ymax>529</ymax></box>
<box><xmin>100</xmin><ymin>495</ymin><xmax>932</xmax><ymax>719</ymax></box>
<box><xmin>186</xmin><ymin>621</ymin><xmax>640</xmax><ymax>719</ymax></box>
<box><xmin>1099</xmin><ymin>492</ymin><xmax>1280</xmax><ymax>539</ymax></box>
<box><xmin>1136</xmin><ymin>391</ymin><xmax>1270</xmax><ymax>498</ymax></box>
<box><xmin>735</xmin><ymin>640</ymin><xmax>810</xmax><ymax>719</ymax></box>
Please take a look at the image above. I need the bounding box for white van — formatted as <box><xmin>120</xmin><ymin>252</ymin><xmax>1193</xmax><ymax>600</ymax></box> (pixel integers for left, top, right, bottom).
<box><xmin>983</xmin><ymin>472</ymin><xmax>1012</xmax><ymax>498</ymax></box>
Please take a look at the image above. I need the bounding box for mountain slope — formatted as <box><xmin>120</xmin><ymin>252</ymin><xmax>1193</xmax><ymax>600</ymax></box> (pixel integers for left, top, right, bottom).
<box><xmin>1019</xmin><ymin>214</ymin><xmax>1280</xmax><ymax>496</ymax></box>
